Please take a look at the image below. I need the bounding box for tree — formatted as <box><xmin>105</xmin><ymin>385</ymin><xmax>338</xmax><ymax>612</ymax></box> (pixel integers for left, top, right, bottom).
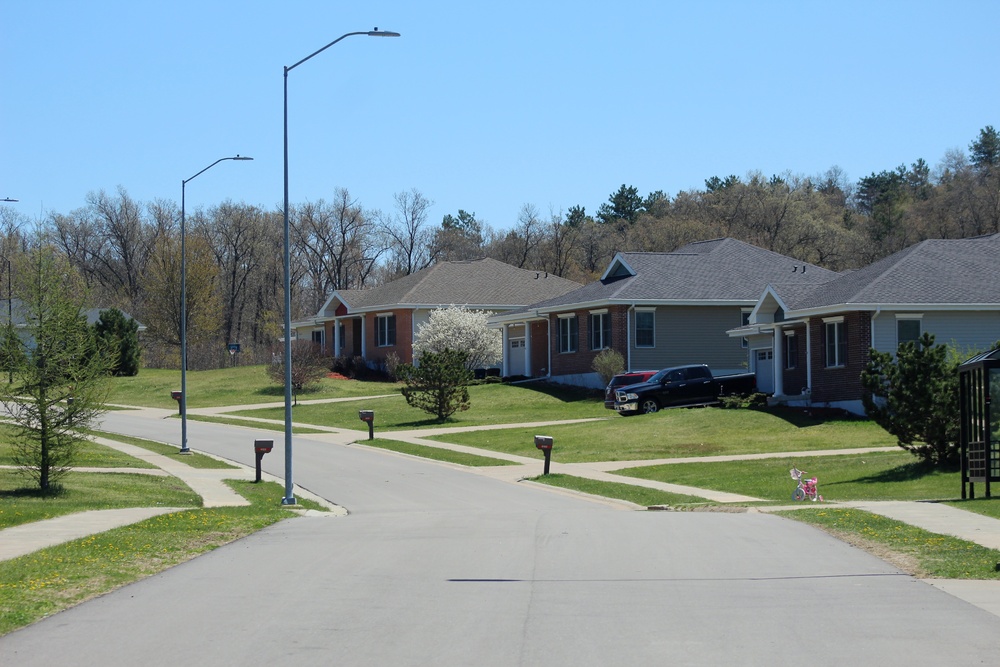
<box><xmin>398</xmin><ymin>349</ymin><xmax>472</xmax><ymax>421</ymax></box>
<box><xmin>383</xmin><ymin>188</ymin><xmax>434</xmax><ymax>276</ymax></box>
<box><xmin>0</xmin><ymin>246</ymin><xmax>113</xmax><ymax>492</ymax></box>
<box><xmin>596</xmin><ymin>184</ymin><xmax>644</xmax><ymax>227</ymax></box>
<box><xmin>266</xmin><ymin>340</ymin><xmax>330</xmax><ymax>406</ymax></box>
<box><xmin>412</xmin><ymin>306</ymin><xmax>502</xmax><ymax>371</ymax></box>
<box><xmin>94</xmin><ymin>308</ymin><xmax>141</xmax><ymax>376</ymax></box>
<box><xmin>860</xmin><ymin>333</ymin><xmax>960</xmax><ymax>467</ymax></box>
<box><xmin>970</xmin><ymin>125</ymin><xmax>1000</xmax><ymax>173</ymax></box>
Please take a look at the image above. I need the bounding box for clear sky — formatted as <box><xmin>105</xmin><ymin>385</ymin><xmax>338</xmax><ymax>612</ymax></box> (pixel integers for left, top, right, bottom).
<box><xmin>3</xmin><ymin>1</ymin><xmax>998</xmax><ymax>230</ymax></box>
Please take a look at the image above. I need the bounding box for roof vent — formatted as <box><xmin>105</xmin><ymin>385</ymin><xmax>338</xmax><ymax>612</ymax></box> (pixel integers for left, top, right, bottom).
<box><xmin>535</xmin><ymin>272</ymin><xmax>539</xmax><ymax>279</ymax></box>
<box><xmin>792</xmin><ymin>266</ymin><xmax>798</xmax><ymax>273</ymax></box>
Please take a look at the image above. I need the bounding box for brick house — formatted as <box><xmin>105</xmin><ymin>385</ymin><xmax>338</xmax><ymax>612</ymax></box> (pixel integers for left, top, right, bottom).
<box><xmin>291</xmin><ymin>258</ymin><xmax>581</xmax><ymax>368</ymax></box>
<box><xmin>490</xmin><ymin>238</ymin><xmax>838</xmax><ymax>387</ymax></box>
<box><xmin>732</xmin><ymin>234</ymin><xmax>1000</xmax><ymax>414</ymax></box>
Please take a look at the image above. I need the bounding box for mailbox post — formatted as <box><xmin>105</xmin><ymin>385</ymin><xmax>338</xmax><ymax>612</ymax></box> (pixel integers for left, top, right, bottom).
<box><xmin>170</xmin><ymin>390</ymin><xmax>183</xmax><ymax>416</ymax></box>
<box><xmin>534</xmin><ymin>435</ymin><xmax>553</xmax><ymax>475</ymax></box>
<box><xmin>359</xmin><ymin>410</ymin><xmax>375</xmax><ymax>440</ymax></box>
<box><xmin>254</xmin><ymin>439</ymin><xmax>274</xmax><ymax>482</ymax></box>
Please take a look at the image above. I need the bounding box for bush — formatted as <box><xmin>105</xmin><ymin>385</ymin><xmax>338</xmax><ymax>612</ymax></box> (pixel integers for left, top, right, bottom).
<box><xmin>592</xmin><ymin>348</ymin><xmax>625</xmax><ymax>385</ymax></box>
<box><xmin>717</xmin><ymin>392</ymin><xmax>768</xmax><ymax>409</ymax></box>
<box><xmin>398</xmin><ymin>349</ymin><xmax>473</xmax><ymax>421</ymax></box>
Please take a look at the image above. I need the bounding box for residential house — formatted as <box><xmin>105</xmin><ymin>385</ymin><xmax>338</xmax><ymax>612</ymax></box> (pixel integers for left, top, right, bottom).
<box><xmin>292</xmin><ymin>258</ymin><xmax>581</xmax><ymax>368</ymax></box>
<box><xmin>489</xmin><ymin>238</ymin><xmax>838</xmax><ymax>387</ymax></box>
<box><xmin>731</xmin><ymin>234</ymin><xmax>1000</xmax><ymax>414</ymax></box>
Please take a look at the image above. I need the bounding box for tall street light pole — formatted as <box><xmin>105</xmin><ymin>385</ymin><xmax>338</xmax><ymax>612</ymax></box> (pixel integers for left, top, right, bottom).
<box><xmin>180</xmin><ymin>156</ymin><xmax>253</xmax><ymax>454</ymax></box>
<box><xmin>282</xmin><ymin>28</ymin><xmax>400</xmax><ymax>504</ymax></box>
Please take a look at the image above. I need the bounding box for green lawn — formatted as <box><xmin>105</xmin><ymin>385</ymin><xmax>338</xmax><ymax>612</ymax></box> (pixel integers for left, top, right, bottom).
<box><xmin>230</xmin><ymin>382</ymin><xmax>604</xmax><ymax>429</ymax></box>
<box><xmin>105</xmin><ymin>365</ymin><xmax>401</xmax><ymax>409</ymax></box>
<box><xmin>357</xmin><ymin>438</ymin><xmax>520</xmax><ymax>467</ymax></box>
<box><xmin>0</xmin><ymin>480</ymin><xmax>323</xmax><ymax>636</ymax></box>
<box><xmin>0</xmin><ymin>468</ymin><xmax>202</xmax><ymax>529</ymax></box>
<box><xmin>615</xmin><ymin>450</ymin><xmax>959</xmax><ymax>502</ymax></box>
<box><xmin>423</xmin><ymin>407</ymin><xmax>896</xmax><ymax>463</ymax></box>
<box><xmin>532</xmin><ymin>474</ymin><xmax>711</xmax><ymax>507</ymax></box>
<box><xmin>87</xmin><ymin>430</ymin><xmax>238</xmax><ymax>469</ymax></box>
<box><xmin>0</xmin><ymin>426</ymin><xmax>154</xmax><ymax>469</ymax></box>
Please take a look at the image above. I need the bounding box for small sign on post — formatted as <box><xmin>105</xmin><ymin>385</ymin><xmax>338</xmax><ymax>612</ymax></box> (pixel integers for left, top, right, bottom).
<box><xmin>227</xmin><ymin>343</ymin><xmax>241</xmax><ymax>367</ymax></box>
<box><xmin>254</xmin><ymin>439</ymin><xmax>273</xmax><ymax>483</ymax></box>
<box><xmin>359</xmin><ymin>410</ymin><xmax>375</xmax><ymax>440</ymax></box>
<box><xmin>534</xmin><ymin>435</ymin><xmax>553</xmax><ymax>475</ymax></box>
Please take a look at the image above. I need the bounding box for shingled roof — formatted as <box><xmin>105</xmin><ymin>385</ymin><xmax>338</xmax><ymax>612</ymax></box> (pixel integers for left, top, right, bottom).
<box><xmin>332</xmin><ymin>258</ymin><xmax>581</xmax><ymax>313</ymax></box>
<box><xmin>778</xmin><ymin>234</ymin><xmax>1000</xmax><ymax>312</ymax></box>
<box><xmin>515</xmin><ymin>238</ymin><xmax>838</xmax><ymax>313</ymax></box>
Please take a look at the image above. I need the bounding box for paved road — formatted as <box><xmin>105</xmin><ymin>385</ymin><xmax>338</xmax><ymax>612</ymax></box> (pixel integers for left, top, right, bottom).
<box><xmin>3</xmin><ymin>413</ymin><xmax>1000</xmax><ymax>666</ymax></box>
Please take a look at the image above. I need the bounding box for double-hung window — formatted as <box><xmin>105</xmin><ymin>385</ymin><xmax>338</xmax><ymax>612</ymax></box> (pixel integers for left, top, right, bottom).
<box><xmin>635</xmin><ymin>309</ymin><xmax>655</xmax><ymax>348</ymax></box>
<box><xmin>376</xmin><ymin>313</ymin><xmax>396</xmax><ymax>347</ymax></box>
<box><xmin>824</xmin><ymin>317</ymin><xmax>846</xmax><ymax>368</ymax></box>
<box><xmin>784</xmin><ymin>332</ymin><xmax>798</xmax><ymax>370</ymax></box>
<box><xmin>558</xmin><ymin>315</ymin><xmax>578</xmax><ymax>353</ymax></box>
<box><xmin>896</xmin><ymin>314</ymin><xmax>922</xmax><ymax>349</ymax></box>
<box><xmin>590</xmin><ymin>310</ymin><xmax>611</xmax><ymax>350</ymax></box>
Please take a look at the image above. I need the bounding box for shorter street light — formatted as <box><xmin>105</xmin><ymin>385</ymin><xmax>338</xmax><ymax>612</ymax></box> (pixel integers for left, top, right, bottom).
<box><xmin>179</xmin><ymin>156</ymin><xmax>252</xmax><ymax>453</ymax></box>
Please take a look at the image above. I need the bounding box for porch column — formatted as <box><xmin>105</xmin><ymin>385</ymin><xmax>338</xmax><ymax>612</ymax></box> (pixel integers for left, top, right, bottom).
<box><xmin>333</xmin><ymin>318</ymin><xmax>341</xmax><ymax>357</ymax></box>
<box><xmin>805</xmin><ymin>321</ymin><xmax>813</xmax><ymax>392</ymax></box>
<box><xmin>523</xmin><ymin>322</ymin><xmax>532</xmax><ymax>376</ymax></box>
<box><xmin>773</xmin><ymin>325</ymin><xmax>785</xmax><ymax>396</ymax></box>
<box><xmin>360</xmin><ymin>316</ymin><xmax>367</xmax><ymax>359</ymax></box>
<box><xmin>501</xmin><ymin>325</ymin><xmax>510</xmax><ymax>376</ymax></box>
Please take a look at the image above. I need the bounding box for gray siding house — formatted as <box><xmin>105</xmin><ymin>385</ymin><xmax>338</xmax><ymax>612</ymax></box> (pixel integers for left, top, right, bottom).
<box><xmin>490</xmin><ymin>238</ymin><xmax>838</xmax><ymax>387</ymax></box>
<box><xmin>732</xmin><ymin>234</ymin><xmax>1000</xmax><ymax>414</ymax></box>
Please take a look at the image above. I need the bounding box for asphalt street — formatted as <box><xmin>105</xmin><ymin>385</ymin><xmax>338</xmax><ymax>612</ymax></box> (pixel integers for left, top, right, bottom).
<box><xmin>3</xmin><ymin>413</ymin><xmax>1000</xmax><ymax>666</ymax></box>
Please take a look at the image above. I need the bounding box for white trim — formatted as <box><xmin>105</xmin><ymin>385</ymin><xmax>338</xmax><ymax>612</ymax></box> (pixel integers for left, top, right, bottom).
<box><xmin>557</xmin><ymin>313</ymin><xmax>576</xmax><ymax>320</ymax></box>
<box><xmin>589</xmin><ymin>308</ymin><xmax>608</xmax><ymax>315</ymax></box>
<box><xmin>895</xmin><ymin>313</ymin><xmax>924</xmax><ymax>319</ymax></box>
<box><xmin>822</xmin><ymin>315</ymin><xmax>845</xmax><ymax>324</ymax></box>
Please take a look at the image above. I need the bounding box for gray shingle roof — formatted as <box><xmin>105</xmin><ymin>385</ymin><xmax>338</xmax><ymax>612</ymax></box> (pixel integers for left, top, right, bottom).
<box><xmin>522</xmin><ymin>238</ymin><xmax>838</xmax><ymax>311</ymax></box>
<box><xmin>782</xmin><ymin>235</ymin><xmax>1000</xmax><ymax>310</ymax></box>
<box><xmin>337</xmin><ymin>258</ymin><xmax>582</xmax><ymax>312</ymax></box>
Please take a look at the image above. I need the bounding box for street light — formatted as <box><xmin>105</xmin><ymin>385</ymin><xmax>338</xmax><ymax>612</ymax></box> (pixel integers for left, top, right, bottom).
<box><xmin>281</xmin><ymin>28</ymin><xmax>400</xmax><ymax>504</ymax></box>
<box><xmin>180</xmin><ymin>156</ymin><xmax>253</xmax><ymax>454</ymax></box>
<box><xmin>1</xmin><ymin>198</ymin><xmax>17</xmax><ymax>203</ymax></box>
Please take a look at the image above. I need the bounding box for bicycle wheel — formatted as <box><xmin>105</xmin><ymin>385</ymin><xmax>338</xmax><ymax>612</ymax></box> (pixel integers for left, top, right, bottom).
<box><xmin>792</xmin><ymin>487</ymin><xmax>806</xmax><ymax>501</ymax></box>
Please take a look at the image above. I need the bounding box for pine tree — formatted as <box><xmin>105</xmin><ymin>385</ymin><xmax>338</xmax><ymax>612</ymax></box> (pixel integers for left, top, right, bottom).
<box><xmin>399</xmin><ymin>349</ymin><xmax>472</xmax><ymax>421</ymax></box>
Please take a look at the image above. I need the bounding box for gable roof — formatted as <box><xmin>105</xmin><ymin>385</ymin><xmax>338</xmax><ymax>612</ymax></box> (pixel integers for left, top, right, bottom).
<box><xmin>515</xmin><ymin>238</ymin><xmax>838</xmax><ymax>314</ymax></box>
<box><xmin>776</xmin><ymin>234</ymin><xmax>1000</xmax><ymax>312</ymax></box>
<box><xmin>320</xmin><ymin>258</ymin><xmax>582</xmax><ymax>315</ymax></box>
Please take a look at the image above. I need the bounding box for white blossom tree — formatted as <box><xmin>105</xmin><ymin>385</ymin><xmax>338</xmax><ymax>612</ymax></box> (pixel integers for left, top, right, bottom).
<box><xmin>412</xmin><ymin>306</ymin><xmax>502</xmax><ymax>371</ymax></box>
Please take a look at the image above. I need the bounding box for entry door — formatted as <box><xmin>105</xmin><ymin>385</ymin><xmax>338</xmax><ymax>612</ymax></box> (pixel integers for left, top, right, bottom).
<box><xmin>508</xmin><ymin>338</ymin><xmax>526</xmax><ymax>376</ymax></box>
<box><xmin>352</xmin><ymin>319</ymin><xmax>363</xmax><ymax>357</ymax></box>
<box><xmin>754</xmin><ymin>349</ymin><xmax>774</xmax><ymax>394</ymax></box>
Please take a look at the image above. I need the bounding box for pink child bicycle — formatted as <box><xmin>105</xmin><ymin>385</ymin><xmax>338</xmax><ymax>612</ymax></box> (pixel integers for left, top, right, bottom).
<box><xmin>790</xmin><ymin>467</ymin><xmax>823</xmax><ymax>502</ymax></box>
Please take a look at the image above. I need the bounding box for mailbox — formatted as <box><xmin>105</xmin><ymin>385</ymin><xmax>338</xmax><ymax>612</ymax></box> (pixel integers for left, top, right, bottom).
<box><xmin>170</xmin><ymin>390</ymin><xmax>183</xmax><ymax>415</ymax></box>
<box><xmin>171</xmin><ymin>390</ymin><xmax>182</xmax><ymax>401</ymax></box>
<box><xmin>534</xmin><ymin>435</ymin><xmax>553</xmax><ymax>450</ymax></box>
<box><xmin>253</xmin><ymin>439</ymin><xmax>273</xmax><ymax>483</ymax></box>
<box><xmin>359</xmin><ymin>410</ymin><xmax>374</xmax><ymax>422</ymax></box>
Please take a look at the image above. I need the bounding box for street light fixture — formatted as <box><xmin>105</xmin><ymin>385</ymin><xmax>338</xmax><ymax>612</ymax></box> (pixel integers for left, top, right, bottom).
<box><xmin>281</xmin><ymin>28</ymin><xmax>400</xmax><ymax>504</ymax></box>
<box><xmin>1</xmin><ymin>198</ymin><xmax>17</xmax><ymax>203</ymax></box>
<box><xmin>180</xmin><ymin>156</ymin><xmax>253</xmax><ymax>454</ymax></box>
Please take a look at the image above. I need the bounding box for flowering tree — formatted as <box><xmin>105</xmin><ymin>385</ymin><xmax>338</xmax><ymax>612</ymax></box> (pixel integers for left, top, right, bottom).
<box><xmin>412</xmin><ymin>305</ymin><xmax>502</xmax><ymax>371</ymax></box>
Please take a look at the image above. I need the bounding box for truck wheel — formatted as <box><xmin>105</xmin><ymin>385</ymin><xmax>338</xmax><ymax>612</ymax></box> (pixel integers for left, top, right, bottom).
<box><xmin>640</xmin><ymin>398</ymin><xmax>659</xmax><ymax>414</ymax></box>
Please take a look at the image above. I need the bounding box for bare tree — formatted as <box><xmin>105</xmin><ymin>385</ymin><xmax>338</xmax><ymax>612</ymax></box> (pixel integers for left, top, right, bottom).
<box><xmin>383</xmin><ymin>188</ymin><xmax>434</xmax><ymax>277</ymax></box>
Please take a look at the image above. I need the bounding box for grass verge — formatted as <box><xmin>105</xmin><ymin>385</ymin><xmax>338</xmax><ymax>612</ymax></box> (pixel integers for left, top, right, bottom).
<box><xmin>782</xmin><ymin>507</ymin><xmax>1000</xmax><ymax>579</ymax></box>
<box><xmin>185</xmin><ymin>413</ymin><xmax>330</xmax><ymax>434</ymax></box>
<box><xmin>88</xmin><ymin>430</ymin><xmax>237</xmax><ymax>469</ymax></box>
<box><xmin>357</xmin><ymin>438</ymin><xmax>519</xmax><ymax>467</ymax></box>
<box><xmin>0</xmin><ymin>480</ymin><xmax>324</xmax><ymax>636</ymax></box>
<box><xmin>0</xmin><ymin>424</ymin><xmax>154</xmax><ymax>469</ymax></box>
<box><xmin>531</xmin><ymin>474</ymin><xmax>712</xmax><ymax>507</ymax></box>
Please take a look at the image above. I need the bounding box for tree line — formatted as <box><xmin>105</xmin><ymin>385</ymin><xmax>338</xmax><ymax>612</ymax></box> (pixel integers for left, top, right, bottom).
<box><xmin>1</xmin><ymin>126</ymin><xmax>996</xmax><ymax>371</ymax></box>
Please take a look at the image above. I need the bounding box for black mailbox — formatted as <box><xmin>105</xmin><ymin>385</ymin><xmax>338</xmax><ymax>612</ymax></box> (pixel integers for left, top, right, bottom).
<box><xmin>171</xmin><ymin>390</ymin><xmax>182</xmax><ymax>401</ymax></box>
<box><xmin>253</xmin><ymin>439</ymin><xmax>273</xmax><ymax>483</ymax></box>
<box><xmin>170</xmin><ymin>390</ymin><xmax>183</xmax><ymax>415</ymax></box>
<box><xmin>359</xmin><ymin>410</ymin><xmax>374</xmax><ymax>422</ymax></box>
<box><xmin>534</xmin><ymin>435</ymin><xmax>553</xmax><ymax>450</ymax></box>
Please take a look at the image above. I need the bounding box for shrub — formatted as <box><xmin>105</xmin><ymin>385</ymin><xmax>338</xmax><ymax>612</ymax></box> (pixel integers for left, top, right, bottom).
<box><xmin>592</xmin><ymin>348</ymin><xmax>625</xmax><ymax>385</ymax></box>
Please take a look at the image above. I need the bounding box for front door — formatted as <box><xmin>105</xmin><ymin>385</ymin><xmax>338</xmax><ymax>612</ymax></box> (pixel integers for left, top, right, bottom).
<box><xmin>508</xmin><ymin>338</ymin><xmax>525</xmax><ymax>376</ymax></box>
<box><xmin>753</xmin><ymin>349</ymin><xmax>774</xmax><ymax>393</ymax></box>
<box><xmin>352</xmin><ymin>319</ymin><xmax>363</xmax><ymax>357</ymax></box>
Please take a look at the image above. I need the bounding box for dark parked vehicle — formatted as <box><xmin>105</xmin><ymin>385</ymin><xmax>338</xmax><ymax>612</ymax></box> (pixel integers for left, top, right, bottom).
<box><xmin>614</xmin><ymin>364</ymin><xmax>756</xmax><ymax>415</ymax></box>
<box><xmin>604</xmin><ymin>370</ymin><xmax>658</xmax><ymax>409</ymax></box>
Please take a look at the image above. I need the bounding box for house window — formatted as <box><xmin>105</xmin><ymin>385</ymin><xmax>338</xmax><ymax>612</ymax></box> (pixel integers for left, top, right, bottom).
<box><xmin>557</xmin><ymin>315</ymin><xmax>578</xmax><ymax>353</ymax></box>
<box><xmin>590</xmin><ymin>311</ymin><xmax>611</xmax><ymax>350</ymax></box>
<box><xmin>784</xmin><ymin>333</ymin><xmax>797</xmax><ymax>370</ymax></box>
<box><xmin>896</xmin><ymin>316</ymin><xmax>922</xmax><ymax>348</ymax></box>
<box><xmin>824</xmin><ymin>318</ymin><xmax>846</xmax><ymax>368</ymax></box>
<box><xmin>376</xmin><ymin>314</ymin><xmax>396</xmax><ymax>347</ymax></box>
<box><xmin>741</xmin><ymin>310</ymin><xmax>751</xmax><ymax>348</ymax></box>
<box><xmin>635</xmin><ymin>310</ymin><xmax>655</xmax><ymax>348</ymax></box>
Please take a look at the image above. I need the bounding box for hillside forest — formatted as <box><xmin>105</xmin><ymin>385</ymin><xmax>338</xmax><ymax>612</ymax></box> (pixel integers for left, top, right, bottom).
<box><xmin>1</xmin><ymin>126</ymin><xmax>997</xmax><ymax>370</ymax></box>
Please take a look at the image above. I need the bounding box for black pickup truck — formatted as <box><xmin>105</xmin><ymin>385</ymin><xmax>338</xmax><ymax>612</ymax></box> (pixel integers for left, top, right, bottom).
<box><xmin>614</xmin><ymin>364</ymin><xmax>756</xmax><ymax>415</ymax></box>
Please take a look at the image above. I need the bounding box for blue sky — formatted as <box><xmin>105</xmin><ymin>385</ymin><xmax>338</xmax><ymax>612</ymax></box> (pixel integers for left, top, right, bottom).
<box><xmin>3</xmin><ymin>1</ymin><xmax>998</xmax><ymax>230</ymax></box>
